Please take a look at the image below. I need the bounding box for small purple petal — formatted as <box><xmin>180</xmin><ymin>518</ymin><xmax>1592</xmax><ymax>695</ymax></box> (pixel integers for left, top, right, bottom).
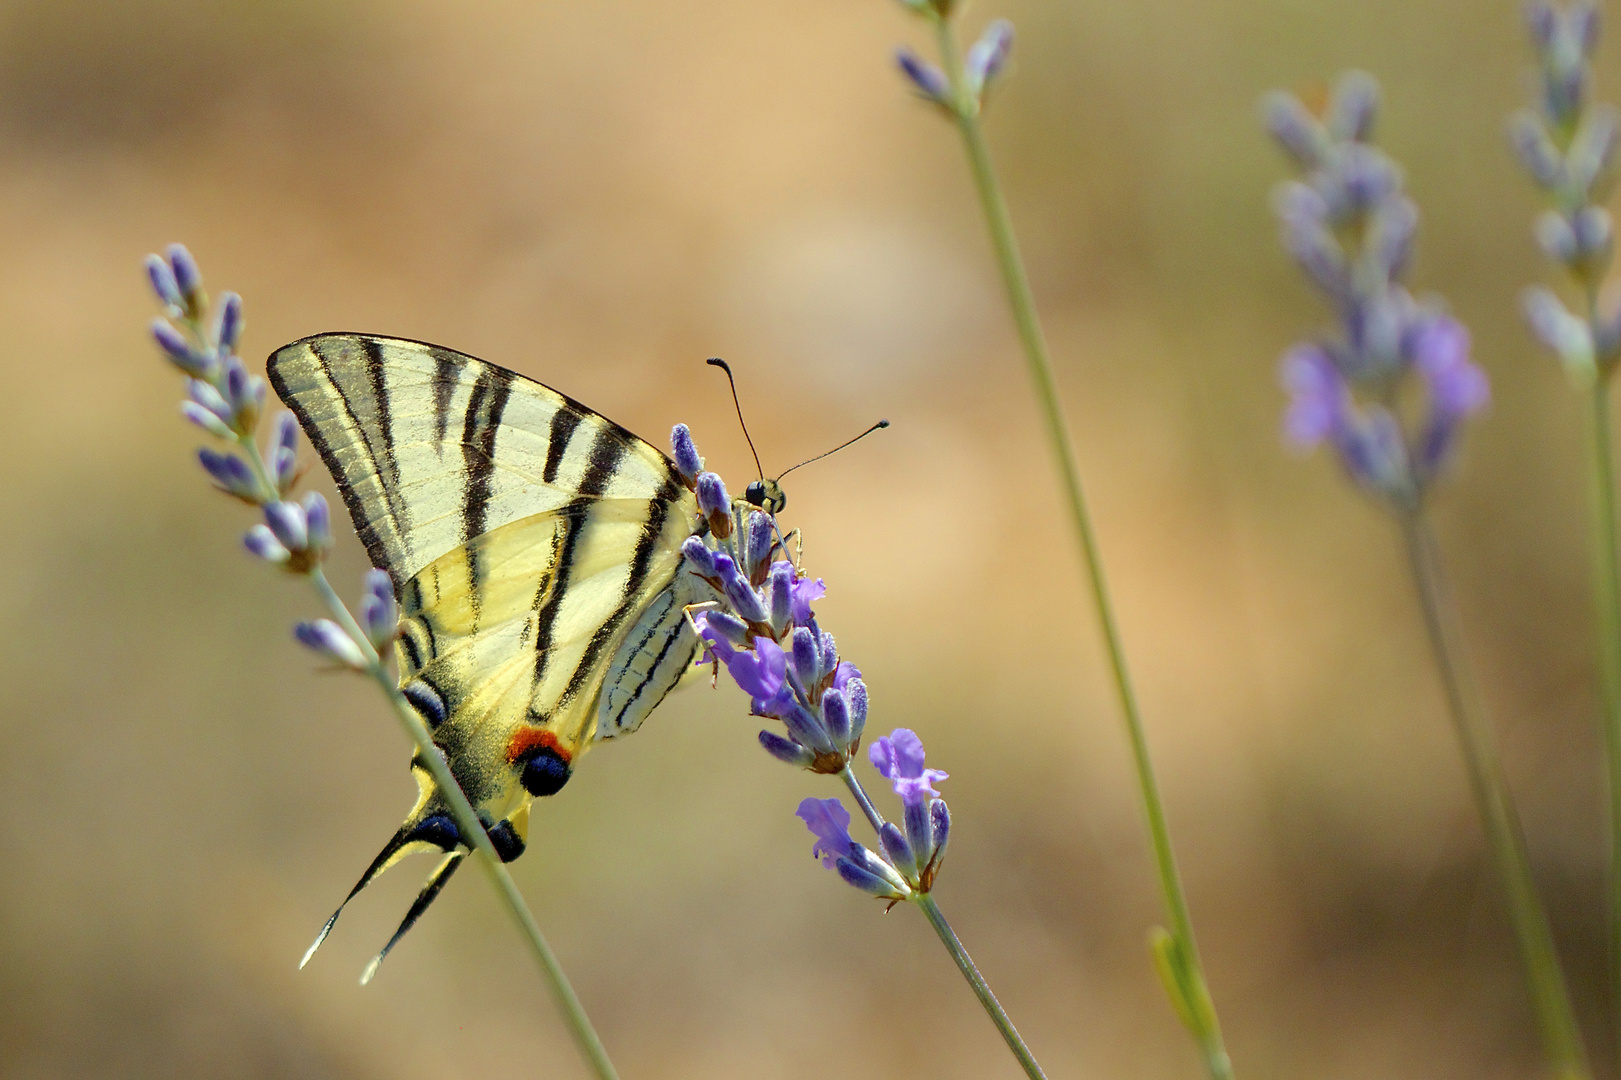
<box><xmin>789</xmin><ymin>627</ymin><xmax>819</xmax><ymax>688</ymax></box>
<box><xmin>789</xmin><ymin>575</ymin><xmax>826</xmax><ymax>626</ymax></box>
<box><xmin>836</xmin><ymin>856</ymin><xmax>903</xmax><ymax>898</ymax></box>
<box><xmin>1327</xmin><ymin>70</ymin><xmax>1379</xmax><ymax>142</ymax></box>
<box><xmin>964</xmin><ymin>19</ymin><xmax>1014</xmax><ymax>97</ymax></box>
<box><xmin>671</xmin><ymin>423</ymin><xmax>703</xmax><ymax>480</ymax></box>
<box><xmin>698</xmin><ymin>609</ymin><xmax>750</xmax><ymax>646</ymax></box>
<box><xmin>1262</xmin><ymin>91</ymin><xmax>1328</xmax><ymax>170</ymax></box>
<box><xmin>846</xmin><ymin>678</ymin><xmax>868</xmax><ymax>744</ymax></box>
<box><xmin>822</xmin><ymin>687</ymin><xmax>850</xmax><ymax>744</ymax></box>
<box><xmin>1279</xmin><ymin>343</ymin><xmax>1348</xmax><ymax>448</ymax></box>
<box><xmin>1510</xmin><ymin>111</ymin><xmax>1565</xmax><ymax>191</ymax></box>
<box><xmin>870</xmin><ymin>728</ymin><xmax>948</xmax><ymax>807</ymax></box>
<box><xmin>1411</xmin><ymin>317</ymin><xmax>1489</xmax><ymax>419</ymax></box>
<box><xmin>796</xmin><ymin>797</ymin><xmax>855</xmax><ymax>869</ymax></box>
<box><xmin>153</xmin><ymin>318</ymin><xmax>207</xmax><ymax>374</ymax></box>
<box><xmin>831</xmin><ymin>660</ymin><xmax>861</xmax><ymax>693</ymax></box>
<box><xmin>188</xmin><ymin>378</ymin><xmax>233</xmax><ymax>423</ymax></box>
<box><xmin>197</xmin><ymin>447</ymin><xmax>257</xmax><ymax>498</ymax></box>
<box><xmin>928</xmin><ymin>799</ymin><xmax>951</xmax><ymax>868</ymax></box>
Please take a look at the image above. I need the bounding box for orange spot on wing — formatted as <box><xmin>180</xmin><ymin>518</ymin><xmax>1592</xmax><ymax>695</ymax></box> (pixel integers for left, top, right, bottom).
<box><xmin>506</xmin><ymin>727</ymin><xmax>571</xmax><ymax>765</ymax></box>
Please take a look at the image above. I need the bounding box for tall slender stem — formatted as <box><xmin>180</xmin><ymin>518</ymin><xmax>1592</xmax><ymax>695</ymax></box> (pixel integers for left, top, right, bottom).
<box><xmin>1398</xmin><ymin>513</ymin><xmax>1589</xmax><ymax>1080</ymax></box>
<box><xmin>930</xmin><ymin>15</ymin><xmax>1233</xmax><ymax>1079</ymax></box>
<box><xmin>915</xmin><ymin>894</ymin><xmax>1048</xmax><ymax>1080</ymax></box>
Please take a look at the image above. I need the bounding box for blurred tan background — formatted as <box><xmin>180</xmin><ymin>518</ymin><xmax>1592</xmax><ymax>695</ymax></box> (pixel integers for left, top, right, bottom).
<box><xmin>0</xmin><ymin>0</ymin><xmax>1613</xmax><ymax>1077</ymax></box>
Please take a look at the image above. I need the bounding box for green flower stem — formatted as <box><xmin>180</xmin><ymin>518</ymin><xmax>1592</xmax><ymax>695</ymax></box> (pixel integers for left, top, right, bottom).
<box><xmin>915</xmin><ymin>893</ymin><xmax>1049</xmax><ymax>1080</ymax></box>
<box><xmin>838</xmin><ymin>765</ymin><xmax>1048</xmax><ymax>1079</ymax></box>
<box><xmin>231</xmin><ymin>434</ymin><xmax>620</xmax><ymax>1080</ymax></box>
<box><xmin>1580</xmin><ymin>288</ymin><xmax>1621</xmax><ymax>1067</ymax></box>
<box><xmin>1398</xmin><ymin>512</ymin><xmax>1589</xmax><ymax>1080</ymax></box>
<box><xmin>929</xmin><ymin>14</ymin><xmax>1233</xmax><ymax>1079</ymax></box>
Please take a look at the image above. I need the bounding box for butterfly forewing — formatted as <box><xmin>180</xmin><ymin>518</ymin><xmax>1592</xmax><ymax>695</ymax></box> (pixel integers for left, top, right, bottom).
<box><xmin>268</xmin><ymin>334</ymin><xmax>714</xmax><ymax>970</ymax></box>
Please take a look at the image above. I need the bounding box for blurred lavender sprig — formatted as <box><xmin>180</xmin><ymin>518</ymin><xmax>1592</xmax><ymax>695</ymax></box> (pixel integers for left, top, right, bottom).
<box><xmin>1264</xmin><ymin>74</ymin><xmax>1489</xmax><ymax>510</ymax></box>
<box><xmin>677</xmin><ymin>425</ymin><xmax>1041</xmax><ymax>1080</ymax></box>
<box><xmin>1514</xmin><ymin>3</ymin><xmax>1621</xmax><ymax>1069</ymax></box>
<box><xmin>144</xmin><ymin>245</ymin><xmax>622</xmax><ymax>1080</ymax></box>
<box><xmin>1267</xmin><ymin>77</ymin><xmax>1591</xmax><ymax>1080</ymax></box>
<box><xmin>884</xmin><ymin>3</ymin><xmax>1232</xmax><ymax>1073</ymax></box>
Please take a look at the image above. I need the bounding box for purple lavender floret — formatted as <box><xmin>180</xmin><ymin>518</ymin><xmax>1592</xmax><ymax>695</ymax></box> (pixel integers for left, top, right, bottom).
<box><xmin>795</xmin><ymin>798</ymin><xmax>909</xmax><ymax>900</ymax></box>
<box><xmin>896</xmin><ymin>48</ymin><xmax>950</xmax><ymax>105</ymax></box>
<box><xmin>870</xmin><ymin>728</ymin><xmax>948</xmax><ymax>807</ymax></box>
<box><xmin>1265</xmin><ymin>72</ymin><xmax>1489</xmax><ymax>508</ymax></box>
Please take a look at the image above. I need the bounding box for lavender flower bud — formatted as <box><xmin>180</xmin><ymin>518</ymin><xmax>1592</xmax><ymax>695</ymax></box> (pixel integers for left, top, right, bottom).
<box><xmin>701</xmin><ymin>610</ymin><xmax>751</xmax><ymax>646</ymax></box>
<box><xmin>359</xmin><ymin>568</ymin><xmax>397</xmax><ymax>648</ymax></box>
<box><xmin>1328</xmin><ymin>70</ymin><xmax>1379</xmax><ymax>142</ymax></box>
<box><xmin>670</xmin><ymin>423</ymin><xmax>703</xmax><ymax>480</ymax></box>
<box><xmin>780</xmin><ymin>699</ymin><xmax>835</xmax><ymax>755</ymax></box>
<box><xmin>167</xmin><ymin>243</ymin><xmax>203</xmax><ymax>311</ymax></box>
<box><xmin>1366</xmin><ymin>196</ymin><xmax>1417</xmax><ymax>281</ymax></box>
<box><xmin>904</xmin><ymin>797</ymin><xmax>933</xmax><ymax>874</ymax></box>
<box><xmin>264</xmin><ymin>500</ymin><xmax>309</xmax><ymax>552</ymax></box>
<box><xmin>1536</xmin><ymin>209</ymin><xmax>1580</xmax><ymax>264</ymax></box>
<box><xmin>790</xmin><ymin>627</ymin><xmax>819</xmax><ymax>688</ymax></box>
<box><xmin>214</xmin><ymin>291</ymin><xmax>243</xmax><ymax>355</ymax></box>
<box><xmin>1527</xmin><ymin>0</ymin><xmax>1558</xmax><ymax>49</ymax></box>
<box><xmin>713</xmin><ymin>552</ymin><xmax>768</xmax><ymax>624</ymax></box>
<box><xmin>817</xmin><ymin>631</ymin><xmax>838</xmax><ymax>681</ymax></box>
<box><xmin>759</xmin><ymin>730</ymin><xmax>814</xmax><ymax>767</ymax></box>
<box><xmin>896</xmin><ymin>48</ymin><xmax>950</xmax><ymax>105</ymax></box>
<box><xmin>301</xmin><ymin>491</ymin><xmax>332</xmax><ymax>552</ymax></box>
<box><xmin>744</xmin><ymin>511</ymin><xmax>773</xmax><ymax>576</ymax></box>
<box><xmin>1274</xmin><ymin>184</ymin><xmax>1348</xmax><ymax>298</ymax></box>
<box><xmin>822</xmin><ymin>686</ymin><xmax>851</xmax><ymax>744</ymax></box>
<box><xmin>294</xmin><ymin>619</ymin><xmax>366</xmax><ymax>668</ymax></box>
<box><xmin>1510</xmin><ymin>111</ymin><xmax>1565</xmax><ymax>191</ymax></box>
<box><xmin>180</xmin><ymin>400</ymin><xmax>233</xmax><ymax>438</ymax></box>
<box><xmin>964</xmin><ymin>19</ymin><xmax>1014</xmax><ymax>100</ymax></box>
<box><xmin>681</xmin><ymin>535</ymin><xmax>717</xmax><ymax>579</ymax></box>
<box><xmin>1573</xmin><ymin>2</ymin><xmax>1602</xmax><ymax>54</ymax></box>
<box><xmin>696</xmin><ymin>472</ymin><xmax>729</xmax><ymax>517</ymax></box>
<box><xmin>928</xmin><ymin>799</ymin><xmax>951</xmax><ymax>870</ymax></box>
<box><xmin>878</xmin><ymin>821</ymin><xmax>918</xmax><ymax>880</ymax></box>
<box><xmin>152</xmin><ymin>318</ymin><xmax>213</xmax><ymax>377</ymax></box>
<box><xmin>243</xmin><ymin>523</ymin><xmax>290</xmax><ymax>564</ymax></box>
<box><xmin>197</xmin><ymin>448</ymin><xmax>258</xmax><ymax>500</ymax></box>
<box><xmin>1574</xmin><ymin>205</ymin><xmax>1613</xmax><ymax>264</ymax></box>
<box><xmin>1524</xmin><ymin>285</ymin><xmax>1597</xmax><ymax>379</ymax></box>
<box><xmin>188</xmin><ymin>378</ymin><xmax>232</xmax><ymax>423</ymax></box>
<box><xmin>768</xmin><ymin>561</ymin><xmax>793</xmax><ymax>633</ymax></box>
<box><xmin>836</xmin><ymin>856</ymin><xmax>907</xmax><ymax>899</ymax></box>
<box><xmin>145</xmin><ymin>253</ymin><xmax>182</xmax><ymax>309</ymax></box>
<box><xmin>1569</xmin><ymin>105</ymin><xmax>1619</xmax><ymax>196</ymax></box>
<box><xmin>846</xmin><ymin>678</ymin><xmax>868</xmax><ymax>745</ymax></box>
<box><xmin>1262</xmin><ymin>91</ymin><xmax>1328</xmax><ymax>170</ymax></box>
<box><xmin>850</xmin><ymin>845</ymin><xmax>913</xmax><ymax>896</ymax></box>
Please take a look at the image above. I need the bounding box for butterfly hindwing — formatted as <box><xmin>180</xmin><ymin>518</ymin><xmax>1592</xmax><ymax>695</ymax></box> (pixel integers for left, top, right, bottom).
<box><xmin>268</xmin><ymin>334</ymin><xmax>712</xmax><ymax>973</ymax></box>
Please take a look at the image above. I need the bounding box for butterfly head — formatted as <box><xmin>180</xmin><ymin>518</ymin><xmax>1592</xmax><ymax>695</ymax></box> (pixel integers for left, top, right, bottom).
<box><xmin>745</xmin><ymin>477</ymin><xmax>786</xmax><ymax>514</ymax></box>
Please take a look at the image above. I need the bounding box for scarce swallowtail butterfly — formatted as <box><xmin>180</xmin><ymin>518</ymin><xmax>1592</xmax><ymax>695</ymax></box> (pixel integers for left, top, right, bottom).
<box><xmin>268</xmin><ymin>333</ymin><xmax>728</xmax><ymax>971</ymax></box>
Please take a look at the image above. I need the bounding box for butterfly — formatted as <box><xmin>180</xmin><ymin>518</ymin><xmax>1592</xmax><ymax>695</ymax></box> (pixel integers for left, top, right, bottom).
<box><xmin>268</xmin><ymin>333</ymin><xmax>731</xmax><ymax>974</ymax></box>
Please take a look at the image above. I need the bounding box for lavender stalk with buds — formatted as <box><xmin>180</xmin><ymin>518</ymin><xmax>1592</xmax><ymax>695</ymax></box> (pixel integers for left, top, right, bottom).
<box><xmin>145</xmin><ymin>245</ymin><xmax>623</xmax><ymax>1080</ymax></box>
<box><xmin>1513</xmin><ymin>3</ymin><xmax>1621</xmax><ymax>1060</ymax></box>
<box><xmin>675</xmin><ymin>429</ymin><xmax>1045</xmax><ymax>1080</ymax></box>
<box><xmin>885</xmin><ymin>2</ymin><xmax>1234</xmax><ymax>1073</ymax></box>
<box><xmin>1265</xmin><ymin>76</ymin><xmax>1591</xmax><ymax>1080</ymax></box>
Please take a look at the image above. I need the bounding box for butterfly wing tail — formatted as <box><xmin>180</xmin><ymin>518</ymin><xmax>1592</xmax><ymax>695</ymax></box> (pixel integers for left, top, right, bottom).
<box><xmin>359</xmin><ymin>850</ymin><xmax>467</xmax><ymax>985</ymax></box>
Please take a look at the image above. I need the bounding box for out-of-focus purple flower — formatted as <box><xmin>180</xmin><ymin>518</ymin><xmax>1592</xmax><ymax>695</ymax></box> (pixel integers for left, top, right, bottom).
<box><xmin>1524</xmin><ymin>285</ymin><xmax>1597</xmax><ymax>377</ymax></box>
<box><xmin>153</xmin><ymin>318</ymin><xmax>214</xmax><ymax>378</ymax></box>
<box><xmin>965</xmin><ymin>19</ymin><xmax>1014</xmax><ymax>100</ymax></box>
<box><xmin>302</xmin><ymin>491</ymin><xmax>332</xmax><ymax>553</ymax></box>
<box><xmin>214</xmin><ymin>291</ymin><xmax>243</xmax><ymax>355</ymax></box>
<box><xmin>244</xmin><ymin>524</ymin><xmax>290</xmax><ymax>564</ymax></box>
<box><xmin>1279</xmin><ymin>344</ymin><xmax>1348</xmax><ymax>448</ymax></box>
<box><xmin>294</xmin><ymin>619</ymin><xmax>366</xmax><ymax>669</ymax></box>
<box><xmin>1411</xmin><ymin>316</ymin><xmax>1490</xmax><ymax>421</ymax></box>
<box><xmin>870</xmin><ymin>728</ymin><xmax>948</xmax><ymax>807</ymax></box>
<box><xmin>1327</xmin><ymin>70</ymin><xmax>1379</xmax><ymax>143</ymax></box>
<box><xmin>145</xmin><ymin>253</ymin><xmax>182</xmax><ymax>310</ymax></box>
<box><xmin>359</xmin><ymin>568</ymin><xmax>397</xmax><ymax>649</ymax></box>
<box><xmin>896</xmin><ymin>48</ymin><xmax>950</xmax><ymax>106</ymax></box>
<box><xmin>1262</xmin><ymin>91</ymin><xmax>1329</xmax><ymax>171</ymax></box>
<box><xmin>198</xmin><ymin>447</ymin><xmax>259</xmax><ymax>501</ymax></box>
<box><xmin>270</xmin><ymin>412</ymin><xmax>300</xmax><ymax>494</ymax></box>
<box><xmin>166</xmin><ymin>243</ymin><xmax>203</xmax><ymax>313</ymax></box>
<box><xmin>670</xmin><ymin>423</ymin><xmax>703</xmax><ymax>482</ymax></box>
<box><xmin>264</xmin><ymin>500</ymin><xmax>310</xmax><ymax>553</ymax></box>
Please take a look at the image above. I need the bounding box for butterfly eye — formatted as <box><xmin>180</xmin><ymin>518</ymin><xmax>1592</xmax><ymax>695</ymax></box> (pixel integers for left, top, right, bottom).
<box><xmin>520</xmin><ymin>747</ymin><xmax>572</xmax><ymax>797</ymax></box>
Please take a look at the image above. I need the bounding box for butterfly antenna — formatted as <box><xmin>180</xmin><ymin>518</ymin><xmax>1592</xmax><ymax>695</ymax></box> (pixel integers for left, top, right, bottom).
<box><xmin>774</xmin><ymin>419</ymin><xmax>890</xmax><ymax>483</ymax></box>
<box><xmin>359</xmin><ymin>851</ymin><xmax>467</xmax><ymax>985</ymax></box>
<box><xmin>707</xmin><ymin>358</ymin><xmax>766</xmax><ymax>478</ymax></box>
